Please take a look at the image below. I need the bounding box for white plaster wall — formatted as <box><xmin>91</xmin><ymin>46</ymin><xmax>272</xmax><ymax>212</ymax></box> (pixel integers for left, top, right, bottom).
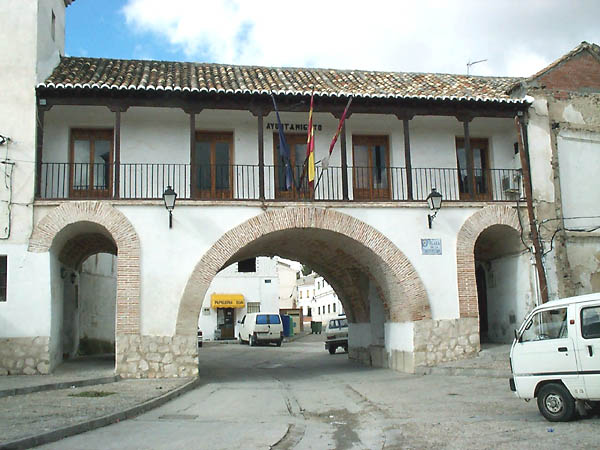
<box><xmin>0</xmin><ymin>246</ymin><xmax>52</xmax><ymax>337</ymax></box>
<box><xmin>79</xmin><ymin>253</ymin><xmax>117</xmax><ymax>345</ymax></box>
<box><xmin>384</xmin><ymin>322</ymin><xmax>415</xmax><ymax>352</ymax></box>
<box><xmin>369</xmin><ymin>280</ymin><xmax>385</xmax><ymax>346</ymax></box>
<box><xmin>276</xmin><ymin>261</ymin><xmax>298</xmax><ymax>309</ymax></box>
<box><xmin>340</xmin><ymin>206</ymin><xmax>483</xmax><ymax>319</ymax></box>
<box><xmin>36</xmin><ymin>0</ymin><xmax>66</xmax><ymax>83</ymax></box>
<box><xmin>49</xmin><ymin>252</ymin><xmax>63</xmax><ymax>368</ymax></box>
<box><xmin>564</xmin><ymin>237</ymin><xmax>600</xmax><ymax>295</ymax></box>
<box><xmin>557</xmin><ymin>130</ymin><xmax>600</xmax><ymax>230</ymax></box>
<box><xmin>485</xmin><ymin>252</ymin><xmax>536</xmax><ymax>343</ymax></box>
<box><xmin>197</xmin><ymin>257</ymin><xmax>279</xmax><ymax>340</ymax></box>
<box><xmin>527</xmin><ymin>100</ymin><xmax>555</xmax><ymax>202</ymax></box>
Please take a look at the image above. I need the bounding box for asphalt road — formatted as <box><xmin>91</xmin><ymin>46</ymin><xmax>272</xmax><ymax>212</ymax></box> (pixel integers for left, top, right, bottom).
<box><xmin>40</xmin><ymin>334</ymin><xmax>599</xmax><ymax>449</ymax></box>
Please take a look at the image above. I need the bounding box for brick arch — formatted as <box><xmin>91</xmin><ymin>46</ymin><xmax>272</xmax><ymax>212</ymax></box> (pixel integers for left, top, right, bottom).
<box><xmin>28</xmin><ymin>201</ymin><xmax>141</xmax><ymax>335</ymax></box>
<box><xmin>176</xmin><ymin>207</ymin><xmax>430</xmax><ymax>335</ymax></box>
<box><xmin>456</xmin><ymin>205</ymin><xmax>521</xmax><ymax>318</ymax></box>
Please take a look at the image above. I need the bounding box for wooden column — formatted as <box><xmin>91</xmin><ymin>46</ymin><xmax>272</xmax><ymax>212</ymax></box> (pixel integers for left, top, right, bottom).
<box><xmin>516</xmin><ymin>114</ymin><xmax>549</xmax><ymax>303</ymax></box>
<box><xmin>113</xmin><ymin>109</ymin><xmax>121</xmax><ymax>199</ymax></box>
<box><xmin>463</xmin><ymin>118</ymin><xmax>474</xmax><ymax>196</ymax></box>
<box><xmin>257</xmin><ymin>112</ymin><xmax>265</xmax><ymax>200</ymax></box>
<box><xmin>401</xmin><ymin>117</ymin><xmax>414</xmax><ymax>200</ymax></box>
<box><xmin>34</xmin><ymin>104</ymin><xmax>47</xmax><ymax>198</ymax></box>
<box><xmin>340</xmin><ymin>123</ymin><xmax>349</xmax><ymax>200</ymax></box>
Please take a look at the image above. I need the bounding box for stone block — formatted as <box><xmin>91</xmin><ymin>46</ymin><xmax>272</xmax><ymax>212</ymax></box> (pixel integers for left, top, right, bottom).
<box><xmin>23</xmin><ymin>366</ymin><xmax>37</xmax><ymax>375</ymax></box>
<box><xmin>139</xmin><ymin>359</ymin><xmax>149</xmax><ymax>371</ymax></box>
<box><xmin>37</xmin><ymin>362</ymin><xmax>50</xmax><ymax>374</ymax></box>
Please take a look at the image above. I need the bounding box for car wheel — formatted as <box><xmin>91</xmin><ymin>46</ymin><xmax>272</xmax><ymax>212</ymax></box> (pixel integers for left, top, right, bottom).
<box><xmin>276</xmin><ymin>339</ymin><xmax>282</xmax><ymax>347</ymax></box>
<box><xmin>343</xmin><ymin>345</ymin><xmax>348</xmax><ymax>353</ymax></box>
<box><xmin>238</xmin><ymin>334</ymin><xmax>244</xmax><ymax>345</ymax></box>
<box><xmin>537</xmin><ymin>383</ymin><xmax>576</xmax><ymax>422</ymax></box>
<box><xmin>249</xmin><ymin>334</ymin><xmax>256</xmax><ymax>347</ymax></box>
<box><xmin>328</xmin><ymin>346</ymin><xmax>336</xmax><ymax>355</ymax></box>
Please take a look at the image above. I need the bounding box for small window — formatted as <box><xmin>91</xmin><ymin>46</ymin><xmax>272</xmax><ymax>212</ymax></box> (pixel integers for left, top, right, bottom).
<box><xmin>264</xmin><ymin>279</ymin><xmax>271</xmax><ymax>284</ymax></box>
<box><xmin>333</xmin><ymin>303</ymin><xmax>336</xmax><ymax>313</ymax></box>
<box><xmin>582</xmin><ymin>306</ymin><xmax>600</xmax><ymax>339</ymax></box>
<box><xmin>256</xmin><ymin>314</ymin><xmax>268</xmax><ymax>324</ymax></box>
<box><xmin>247</xmin><ymin>302</ymin><xmax>260</xmax><ymax>313</ymax></box>
<box><xmin>318</xmin><ymin>306</ymin><xmax>321</xmax><ymax>315</ymax></box>
<box><xmin>299</xmin><ymin>291</ymin><xmax>302</xmax><ymax>299</ymax></box>
<box><xmin>307</xmin><ymin>307</ymin><xmax>312</xmax><ymax>316</ymax></box>
<box><xmin>328</xmin><ymin>304</ymin><xmax>331</xmax><ymax>313</ymax></box>
<box><xmin>202</xmin><ymin>307</ymin><xmax>210</xmax><ymax>315</ymax></box>
<box><xmin>0</xmin><ymin>255</ymin><xmax>6</xmax><ymax>302</ymax></box>
<box><xmin>521</xmin><ymin>308</ymin><xmax>568</xmax><ymax>342</ymax></box>
<box><xmin>238</xmin><ymin>258</ymin><xmax>256</xmax><ymax>272</ymax></box>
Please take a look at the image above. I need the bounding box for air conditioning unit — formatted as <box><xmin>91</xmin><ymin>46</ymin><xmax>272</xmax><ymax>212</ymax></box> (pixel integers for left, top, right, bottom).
<box><xmin>502</xmin><ymin>173</ymin><xmax>521</xmax><ymax>194</ymax></box>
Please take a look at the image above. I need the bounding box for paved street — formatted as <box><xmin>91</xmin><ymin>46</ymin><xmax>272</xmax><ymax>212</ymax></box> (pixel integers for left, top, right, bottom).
<box><xmin>40</xmin><ymin>334</ymin><xmax>599</xmax><ymax>449</ymax></box>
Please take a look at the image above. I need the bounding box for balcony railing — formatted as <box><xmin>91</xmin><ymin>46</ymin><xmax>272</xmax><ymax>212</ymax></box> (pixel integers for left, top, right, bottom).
<box><xmin>37</xmin><ymin>162</ymin><xmax>523</xmax><ymax>202</ymax></box>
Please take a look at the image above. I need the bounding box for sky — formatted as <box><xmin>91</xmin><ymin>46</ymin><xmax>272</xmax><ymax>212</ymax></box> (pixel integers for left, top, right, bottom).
<box><xmin>66</xmin><ymin>0</ymin><xmax>600</xmax><ymax>77</ymax></box>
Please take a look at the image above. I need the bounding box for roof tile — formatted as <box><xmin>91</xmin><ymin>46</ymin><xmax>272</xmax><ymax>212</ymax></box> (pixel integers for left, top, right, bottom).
<box><xmin>39</xmin><ymin>56</ymin><xmax>523</xmax><ymax>103</ymax></box>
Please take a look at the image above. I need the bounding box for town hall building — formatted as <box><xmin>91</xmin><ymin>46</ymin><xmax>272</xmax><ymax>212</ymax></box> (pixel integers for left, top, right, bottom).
<box><xmin>1</xmin><ymin>0</ymin><xmax>599</xmax><ymax>378</ymax></box>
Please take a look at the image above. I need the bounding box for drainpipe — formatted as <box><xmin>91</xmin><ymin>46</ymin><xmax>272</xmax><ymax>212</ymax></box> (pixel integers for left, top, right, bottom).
<box><xmin>515</xmin><ymin>112</ymin><xmax>549</xmax><ymax>303</ymax></box>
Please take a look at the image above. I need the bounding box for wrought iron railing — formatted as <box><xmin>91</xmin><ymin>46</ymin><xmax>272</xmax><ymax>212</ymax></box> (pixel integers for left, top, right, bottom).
<box><xmin>37</xmin><ymin>162</ymin><xmax>522</xmax><ymax>202</ymax></box>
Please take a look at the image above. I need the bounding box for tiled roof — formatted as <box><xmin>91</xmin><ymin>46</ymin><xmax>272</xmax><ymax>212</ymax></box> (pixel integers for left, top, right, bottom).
<box><xmin>38</xmin><ymin>57</ymin><xmax>525</xmax><ymax>104</ymax></box>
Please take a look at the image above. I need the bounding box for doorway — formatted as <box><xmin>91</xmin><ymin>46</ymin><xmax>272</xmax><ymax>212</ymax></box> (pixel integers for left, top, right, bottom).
<box><xmin>476</xmin><ymin>265</ymin><xmax>488</xmax><ymax>342</ymax></box>
<box><xmin>456</xmin><ymin>137</ymin><xmax>491</xmax><ymax>201</ymax></box>
<box><xmin>218</xmin><ymin>307</ymin><xmax>235</xmax><ymax>339</ymax></box>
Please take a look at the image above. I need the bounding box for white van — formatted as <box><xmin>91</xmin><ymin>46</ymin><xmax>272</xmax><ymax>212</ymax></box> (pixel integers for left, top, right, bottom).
<box><xmin>238</xmin><ymin>313</ymin><xmax>284</xmax><ymax>347</ymax></box>
<box><xmin>509</xmin><ymin>293</ymin><xmax>600</xmax><ymax>421</ymax></box>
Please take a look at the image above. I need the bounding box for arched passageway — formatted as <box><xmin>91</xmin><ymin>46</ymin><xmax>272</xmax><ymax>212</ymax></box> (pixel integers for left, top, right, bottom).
<box><xmin>456</xmin><ymin>205</ymin><xmax>533</xmax><ymax>346</ymax></box>
<box><xmin>178</xmin><ymin>208</ymin><xmax>430</xmax><ymax>371</ymax></box>
<box><xmin>28</xmin><ymin>202</ymin><xmax>140</xmax><ymax>374</ymax></box>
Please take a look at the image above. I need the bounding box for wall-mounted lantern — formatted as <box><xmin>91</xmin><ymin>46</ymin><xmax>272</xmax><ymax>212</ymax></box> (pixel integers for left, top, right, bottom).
<box><xmin>426</xmin><ymin>187</ymin><xmax>443</xmax><ymax>229</ymax></box>
<box><xmin>162</xmin><ymin>186</ymin><xmax>177</xmax><ymax>229</ymax></box>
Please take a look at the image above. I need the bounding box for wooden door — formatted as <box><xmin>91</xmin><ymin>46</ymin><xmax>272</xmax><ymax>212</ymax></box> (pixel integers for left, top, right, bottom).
<box><xmin>273</xmin><ymin>133</ymin><xmax>311</xmax><ymax>200</ymax></box>
<box><xmin>456</xmin><ymin>138</ymin><xmax>492</xmax><ymax>201</ymax></box>
<box><xmin>352</xmin><ymin>135</ymin><xmax>391</xmax><ymax>200</ymax></box>
<box><xmin>193</xmin><ymin>132</ymin><xmax>233</xmax><ymax>199</ymax></box>
<box><xmin>70</xmin><ymin>129</ymin><xmax>113</xmax><ymax>198</ymax></box>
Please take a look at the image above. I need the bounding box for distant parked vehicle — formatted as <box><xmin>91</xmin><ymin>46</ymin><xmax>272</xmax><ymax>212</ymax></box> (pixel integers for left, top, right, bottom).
<box><xmin>238</xmin><ymin>313</ymin><xmax>284</xmax><ymax>347</ymax></box>
<box><xmin>510</xmin><ymin>293</ymin><xmax>600</xmax><ymax>421</ymax></box>
<box><xmin>325</xmin><ymin>316</ymin><xmax>348</xmax><ymax>354</ymax></box>
<box><xmin>197</xmin><ymin>329</ymin><xmax>203</xmax><ymax>348</ymax></box>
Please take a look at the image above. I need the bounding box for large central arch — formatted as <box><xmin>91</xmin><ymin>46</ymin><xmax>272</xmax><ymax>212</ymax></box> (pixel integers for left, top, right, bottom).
<box><xmin>176</xmin><ymin>207</ymin><xmax>430</xmax><ymax>336</ymax></box>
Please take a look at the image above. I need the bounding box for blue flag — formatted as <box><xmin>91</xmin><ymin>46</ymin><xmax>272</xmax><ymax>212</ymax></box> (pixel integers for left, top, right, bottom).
<box><xmin>271</xmin><ymin>94</ymin><xmax>293</xmax><ymax>190</ymax></box>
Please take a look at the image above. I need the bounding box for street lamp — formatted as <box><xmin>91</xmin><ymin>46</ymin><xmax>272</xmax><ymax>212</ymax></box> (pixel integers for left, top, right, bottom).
<box><xmin>162</xmin><ymin>186</ymin><xmax>177</xmax><ymax>229</ymax></box>
<box><xmin>426</xmin><ymin>187</ymin><xmax>442</xmax><ymax>229</ymax></box>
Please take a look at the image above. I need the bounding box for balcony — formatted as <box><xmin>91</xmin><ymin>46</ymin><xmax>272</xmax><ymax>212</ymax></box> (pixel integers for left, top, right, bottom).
<box><xmin>37</xmin><ymin>162</ymin><xmax>522</xmax><ymax>203</ymax></box>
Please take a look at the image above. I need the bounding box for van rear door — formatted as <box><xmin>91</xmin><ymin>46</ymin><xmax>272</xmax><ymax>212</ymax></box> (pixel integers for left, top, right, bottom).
<box><xmin>575</xmin><ymin>302</ymin><xmax>600</xmax><ymax>399</ymax></box>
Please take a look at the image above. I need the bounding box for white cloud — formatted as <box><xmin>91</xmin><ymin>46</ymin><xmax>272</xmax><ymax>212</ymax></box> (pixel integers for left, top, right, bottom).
<box><xmin>122</xmin><ymin>0</ymin><xmax>600</xmax><ymax>77</ymax></box>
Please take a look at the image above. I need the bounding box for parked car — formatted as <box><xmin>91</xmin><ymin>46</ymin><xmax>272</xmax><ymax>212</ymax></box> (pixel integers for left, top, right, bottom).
<box><xmin>510</xmin><ymin>293</ymin><xmax>600</xmax><ymax>421</ymax></box>
<box><xmin>238</xmin><ymin>313</ymin><xmax>284</xmax><ymax>347</ymax></box>
<box><xmin>325</xmin><ymin>316</ymin><xmax>348</xmax><ymax>354</ymax></box>
<box><xmin>197</xmin><ymin>329</ymin><xmax>203</xmax><ymax>348</ymax></box>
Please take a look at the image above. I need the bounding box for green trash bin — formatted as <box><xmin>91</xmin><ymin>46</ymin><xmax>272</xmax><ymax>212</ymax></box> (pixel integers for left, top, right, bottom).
<box><xmin>311</xmin><ymin>321</ymin><xmax>317</xmax><ymax>334</ymax></box>
<box><xmin>315</xmin><ymin>321</ymin><xmax>322</xmax><ymax>334</ymax></box>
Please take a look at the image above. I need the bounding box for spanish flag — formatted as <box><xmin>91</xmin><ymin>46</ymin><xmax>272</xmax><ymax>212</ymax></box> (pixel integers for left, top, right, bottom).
<box><xmin>306</xmin><ymin>92</ymin><xmax>315</xmax><ymax>187</ymax></box>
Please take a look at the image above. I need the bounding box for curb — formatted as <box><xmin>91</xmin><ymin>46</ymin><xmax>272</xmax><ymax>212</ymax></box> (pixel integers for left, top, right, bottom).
<box><xmin>416</xmin><ymin>366</ymin><xmax>511</xmax><ymax>378</ymax></box>
<box><xmin>0</xmin><ymin>375</ymin><xmax>120</xmax><ymax>399</ymax></box>
<box><xmin>0</xmin><ymin>377</ymin><xmax>202</xmax><ymax>450</ymax></box>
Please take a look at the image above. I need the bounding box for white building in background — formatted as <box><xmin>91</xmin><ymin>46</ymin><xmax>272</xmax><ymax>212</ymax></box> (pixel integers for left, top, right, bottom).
<box><xmin>198</xmin><ymin>257</ymin><xmax>279</xmax><ymax>341</ymax></box>
<box><xmin>297</xmin><ymin>274</ymin><xmax>344</xmax><ymax>327</ymax></box>
<box><xmin>276</xmin><ymin>258</ymin><xmax>299</xmax><ymax>309</ymax></box>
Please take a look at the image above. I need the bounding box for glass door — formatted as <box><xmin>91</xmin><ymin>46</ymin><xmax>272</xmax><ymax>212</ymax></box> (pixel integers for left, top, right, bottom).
<box><xmin>274</xmin><ymin>133</ymin><xmax>311</xmax><ymax>199</ymax></box>
<box><xmin>70</xmin><ymin>129</ymin><xmax>113</xmax><ymax>198</ymax></box>
<box><xmin>352</xmin><ymin>135</ymin><xmax>390</xmax><ymax>200</ymax></box>
<box><xmin>193</xmin><ymin>132</ymin><xmax>233</xmax><ymax>199</ymax></box>
<box><xmin>456</xmin><ymin>138</ymin><xmax>491</xmax><ymax>201</ymax></box>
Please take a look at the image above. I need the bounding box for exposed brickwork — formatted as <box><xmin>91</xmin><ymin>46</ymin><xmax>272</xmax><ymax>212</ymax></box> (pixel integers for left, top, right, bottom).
<box><xmin>537</xmin><ymin>52</ymin><xmax>600</xmax><ymax>95</ymax></box>
<box><xmin>28</xmin><ymin>202</ymin><xmax>141</xmax><ymax>336</ymax></box>
<box><xmin>456</xmin><ymin>206</ymin><xmax>520</xmax><ymax>318</ymax></box>
<box><xmin>176</xmin><ymin>207</ymin><xmax>430</xmax><ymax>335</ymax></box>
